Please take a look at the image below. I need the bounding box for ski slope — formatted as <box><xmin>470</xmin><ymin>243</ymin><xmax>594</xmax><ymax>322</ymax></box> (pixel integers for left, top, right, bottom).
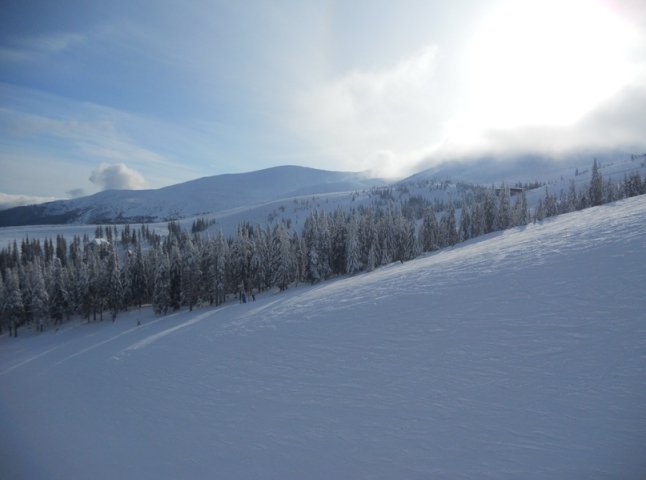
<box><xmin>1</xmin><ymin>196</ymin><xmax>645</xmax><ymax>479</ymax></box>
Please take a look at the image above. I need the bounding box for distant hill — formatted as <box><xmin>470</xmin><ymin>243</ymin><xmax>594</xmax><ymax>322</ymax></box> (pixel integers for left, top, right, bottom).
<box><xmin>405</xmin><ymin>149</ymin><xmax>642</xmax><ymax>185</ymax></box>
<box><xmin>0</xmin><ymin>166</ymin><xmax>384</xmax><ymax>227</ymax></box>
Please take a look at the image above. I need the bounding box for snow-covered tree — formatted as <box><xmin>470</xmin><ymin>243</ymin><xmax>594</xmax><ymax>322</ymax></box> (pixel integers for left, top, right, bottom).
<box><xmin>272</xmin><ymin>224</ymin><xmax>293</xmax><ymax>290</ymax></box>
<box><xmin>624</xmin><ymin>171</ymin><xmax>643</xmax><ymax>198</ymax></box>
<box><xmin>152</xmin><ymin>251</ymin><xmax>171</xmax><ymax>315</ymax></box>
<box><xmin>512</xmin><ymin>190</ymin><xmax>529</xmax><ymax>226</ymax></box>
<box><xmin>496</xmin><ymin>185</ymin><xmax>511</xmax><ymax>230</ymax></box>
<box><xmin>210</xmin><ymin>232</ymin><xmax>228</xmax><ymax>306</ymax></box>
<box><xmin>589</xmin><ymin>159</ymin><xmax>603</xmax><ymax>206</ymax></box>
<box><xmin>107</xmin><ymin>249</ymin><xmax>123</xmax><ymax>321</ymax></box>
<box><xmin>459</xmin><ymin>205</ymin><xmax>472</xmax><ymax>242</ymax></box>
<box><xmin>483</xmin><ymin>188</ymin><xmax>498</xmax><ymax>234</ymax></box>
<box><xmin>180</xmin><ymin>235</ymin><xmax>201</xmax><ymax>311</ymax></box>
<box><xmin>470</xmin><ymin>202</ymin><xmax>485</xmax><ymax>238</ymax></box>
<box><xmin>420</xmin><ymin>207</ymin><xmax>439</xmax><ymax>252</ymax></box>
<box><xmin>345</xmin><ymin>214</ymin><xmax>362</xmax><ymax>275</ymax></box>
<box><xmin>29</xmin><ymin>260</ymin><xmax>49</xmax><ymax>329</ymax></box>
<box><xmin>4</xmin><ymin>268</ymin><xmax>23</xmax><ymax>331</ymax></box>
<box><xmin>440</xmin><ymin>202</ymin><xmax>459</xmax><ymax>246</ymax></box>
<box><xmin>128</xmin><ymin>244</ymin><xmax>146</xmax><ymax>308</ymax></box>
<box><xmin>48</xmin><ymin>258</ymin><xmax>67</xmax><ymax>325</ymax></box>
<box><xmin>168</xmin><ymin>243</ymin><xmax>182</xmax><ymax>311</ymax></box>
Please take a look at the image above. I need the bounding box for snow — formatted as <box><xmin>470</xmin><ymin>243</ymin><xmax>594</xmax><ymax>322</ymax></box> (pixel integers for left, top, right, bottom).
<box><xmin>0</xmin><ymin>166</ymin><xmax>383</xmax><ymax>228</ymax></box>
<box><xmin>1</xmin><ymin>154</ymin><xmax>643</xmax><ymax>249</ymax></box>
<box><xmin>1</xmin><ymin>196</ymin><xmax>646</xmax><ymax>479</ymax></box>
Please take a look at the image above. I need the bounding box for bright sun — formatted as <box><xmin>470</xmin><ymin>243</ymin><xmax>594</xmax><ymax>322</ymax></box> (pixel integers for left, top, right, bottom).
<box><xmin>458</xmin><ymin>0</ymin><xmax>637</xmax><ymax>136</ymax></box>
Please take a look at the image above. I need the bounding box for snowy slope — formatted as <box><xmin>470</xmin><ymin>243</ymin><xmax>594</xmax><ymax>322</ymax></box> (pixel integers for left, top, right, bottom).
<box><xmin>1</xmin><ymin>196</ymin><xmax>646</xmax><ymax>480</ymax></box>
<box><xmin>0</xmin><ymin>166</ymin><xmax>383</xmax><ymax>227</ymax></box>
<box><xmin>408</xmin><ymin>149</ymin><xmax>645</xmax><ymax>185</ymax></box>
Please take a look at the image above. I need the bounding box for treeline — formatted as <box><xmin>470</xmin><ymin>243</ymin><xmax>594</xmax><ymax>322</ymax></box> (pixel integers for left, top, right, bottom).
<box><xmin>0</xmin><ymin>160</ymin><xmax>644</xmax><ymax>334</ymax></box>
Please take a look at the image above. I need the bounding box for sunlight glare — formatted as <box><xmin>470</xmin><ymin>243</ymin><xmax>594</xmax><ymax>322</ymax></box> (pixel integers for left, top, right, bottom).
<box><xmin>460</xmin><ymin>0</ymin><xmax>636</xmax><ymax>134</ymax></box>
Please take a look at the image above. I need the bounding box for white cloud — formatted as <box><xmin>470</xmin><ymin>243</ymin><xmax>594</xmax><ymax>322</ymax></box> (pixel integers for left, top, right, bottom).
<box><xmin>89</xmin><ymin>163</ymin><xmax>147</xmax><ymax>190</ymax></box>
<box><xmin>293</xmin><ymin>44</ymin><xmax>443</xmax><ymax>178</ymax></box>
<box><xmin>0</xmin><ymin>192</ymin><xmax>59</xmax><ymax>211</ymax></box>
<box><xmin>292</xmin><ymin>0</ymin><xmax>646</xmax><ymax>176</ymax></box>
<box><xmin>0</xmin><ymin>86</ymin><xmax>204</xmax><ymax>195</ymax></box>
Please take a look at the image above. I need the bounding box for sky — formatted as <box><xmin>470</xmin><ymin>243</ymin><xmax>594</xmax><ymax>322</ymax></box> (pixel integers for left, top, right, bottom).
<box><xmin>1</xmin><ymin>0</ymin><xmax>645</xmax><ymax>206</ymax></box>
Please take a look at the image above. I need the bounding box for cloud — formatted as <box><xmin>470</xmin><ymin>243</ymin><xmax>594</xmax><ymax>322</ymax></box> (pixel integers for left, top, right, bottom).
<box><xmin>408</xmin><ymin>80</ymin><xmax>646</xmax><ymax>175</ymax></box>
<box><xmin>479</xmin><ymin>82</ymin><xmax>646</xmax><ymax>156</ymax></box>
<box><xmin>66</xmin><ymin>188</ymin><xmax>86</xmax><ymax>198</ymax></box>
<box><xmin>292</xmin><ymin>44</ymin><xmax>443</xmax><ymax>178</ymax></box>
<box><xmin>0</xmin><ymin>192</ymin><xmax>58</xmax><ymax>211</ymax></box>
<box><xmin>0</xmin><ymin>85</ymin><xmax>205</xmax><ymax>195</ymax></box>
<box><xmin>89</xmin><ymin>163</ymin><xmax>147</xmax><ymax>190</ymax></box>
<box><xmin>291</xmin><ymin>0</ymin><xmax>646</xmax><ymax>176</ymax></box>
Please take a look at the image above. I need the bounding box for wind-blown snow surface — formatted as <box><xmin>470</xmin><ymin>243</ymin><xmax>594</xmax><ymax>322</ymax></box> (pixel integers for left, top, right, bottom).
<box><xmin>2</xmin><ymin>197</ymin><xmax>646</xmax><ymax>479</ymax></box>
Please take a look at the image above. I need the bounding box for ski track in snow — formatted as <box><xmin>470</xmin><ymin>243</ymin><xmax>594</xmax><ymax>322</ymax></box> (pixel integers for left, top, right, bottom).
<box><xmin>117</xmin><ymin>307</ymin><xmax>230</xmax><ymax>356</ymax></box>
<box><xmin>1</xmin><ymin>196</ymin><xmax>645</xmax><ymax>480</ymax></box>
<box><xmin>58</xmin><ymin>312</ymin><xmax>183</xmax><ymax>365</ymax></box>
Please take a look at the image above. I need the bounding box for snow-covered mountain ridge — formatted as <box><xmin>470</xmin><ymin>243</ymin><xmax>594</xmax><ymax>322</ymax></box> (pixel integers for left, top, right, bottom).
<box><xmin>0</xmin><ymin>166</ymin><xmax>384</xmax><ymax>226</ymax></box>
<box><xmin>2</xmin><ymin>152</ymin><xmax>644</xmax><ymax>229</ymax></box>
<box><xmin>1</xmin><ymin>195</ymin><xmax>645</xmax><ymax>479</ymax></box>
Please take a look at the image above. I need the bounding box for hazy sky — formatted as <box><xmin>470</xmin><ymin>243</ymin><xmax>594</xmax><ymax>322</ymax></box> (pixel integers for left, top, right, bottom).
<box><xmin>1</xmin><ymin>0</ymin><xmax>645</xmax><ymax>203</ymax></box>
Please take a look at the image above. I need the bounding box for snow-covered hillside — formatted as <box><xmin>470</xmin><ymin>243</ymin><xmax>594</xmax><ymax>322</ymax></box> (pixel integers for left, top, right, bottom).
<box><xmin>1</xmin><ymin>196</ymin><xmax>645</xmax><ymax>479</ymax></box>
<box><xmin>0</xmin><ymin>166</ymin><xmax>383</xmax><ymax>227</ymax></box>
<box><xmin>0</xmin><ymin>154</ymin><xmax>643</xmax><ymax>249</ymax></box>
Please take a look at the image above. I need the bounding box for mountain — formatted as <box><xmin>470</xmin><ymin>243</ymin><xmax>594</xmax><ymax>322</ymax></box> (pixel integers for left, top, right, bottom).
<box><xmin>1</xmin><ymin>196</ymin><xmax>645</xmax><ymax>479</ymax></box>
<box><xmin>0</xmin><ymin>166</ymin><xmax>384</xmax><ymax>227</ymax></box>
<box><xmin>405</xmin><ymin>149</ymin><xmax>643</xmax><ymax>185</ymax></box>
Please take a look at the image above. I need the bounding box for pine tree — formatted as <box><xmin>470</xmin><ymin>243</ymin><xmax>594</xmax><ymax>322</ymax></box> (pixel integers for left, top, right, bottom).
<box><xmin>441</xmin><ymin>202</ymin><xmax>459</xmax><ymax>246</ymax></box>
<box><xmin>0</xmin><ymin>274</ymin><xmax>6</xmax><ymax>334</ymax></box>
<box><xmin>291</xmin><ymin>232</ymin><xmax>307</xmax><ymax>286</ymax></box>
<box><xmin>420</xmin><ymin>207</ymin><xmax>439</xmax><ymax>252</ymax></box>
<box><xmin>470</xmin><ymin>202</ymin><xmax>485</xmax><ymax>238</ymax></box>
<box><xmin>105</xmin><ymin>249</ymin><xmax>123</xmax><ymax>322</ymax></box>
<box><xmin>168</xmin><ymin>243</ymin><xmax>182</xmax><ymax>311</ymax></box>
<box><xmin>512</xmin><ymin>190</ymin><xmax>529</xmax><ymax>226</ymax></box>
<box><xmin>534</xmin><ymin>198</ymin><xmax>545</xmax><ymax>222</ymax></box>
<box><xmin>29</xmin><ymin>260</ymin><xmax>49</xmax><ymax>330</ymax></box>
<box><xmin>48</xmin><ymin>258</ymin><xmax>67</xmax><ymax>325</ymax></box>
<box><xmin>366</xmin><ymin>243</ymin><xmax>376</xmax><ymax>272</ymax></box>
<box><xmin>345</xmin><ymin>214</ymin><xmax>362</xmax><ymax>275</ymax></box>
<box><xmin>589</xmin><ymin>159</ymin><xmax>603</xmax><ymax>206</ymax></box>
<box><xmin>4</xmin><ymin>268</ymin><xmax>24</xmax><ymax>334</ymax></box>
<box><xmin>272</xmin><ymin>224</ymin><xmax>293</xmax><ymax>290</ymax></box>
<box><xmin>152</xmin><ymin>252</ymin><xmax>171</xmax><ymax>315</ymax></box>
<box><xmin>483</xmin><ymin>188</ymin><xmax>498</xmax><ymax>233</ymax></box>
<box><xmin>307</xmin><ymin>247</ymin><xmax>321</xmax><ymax>284</ymax></box>
<box><xmin>566</xmin><ymin>180</ymin><xmax>577</xmax><ymax>213</ymax></box>
<box><xmin>496</xmin><ymin>185</ymin><xmax>511</xmax><ymax>230</ymax></box>
<box><xmin>229</xmin><ymin>226</ymin><xmax>252</xmax><ymax>294</ymax></box>
<box><xmin>210</xmin><ymin>232</ymin><xmax>228</xmax><ymax>306</ymax></box>
<box><xmin>544</xmin><ymin>188</ymin><xmax>558</xmax><ymax>218</ymax></box>
<box><xmin>625</xmin><ymin>171</ymin><xmax>643</xmax><ymax>197</ymax></box>
<box><xmin>459</xmin><ymin>205</ymin><xmax>472</xmax><ymax>242</ymax></box>
<box><xmin>180</xmin><ymin>235</ymin><xmax>200</xmax><ymax>311</ymax></box>
<box><xmin>77</xmin><ymin>259</ymin><xmax>92</xmax><ymax>321</ymax></box>
<box><xmin>128</xmin><ymin>244</ymin><xmax>146</xmax><ymax>308</ymax></box>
